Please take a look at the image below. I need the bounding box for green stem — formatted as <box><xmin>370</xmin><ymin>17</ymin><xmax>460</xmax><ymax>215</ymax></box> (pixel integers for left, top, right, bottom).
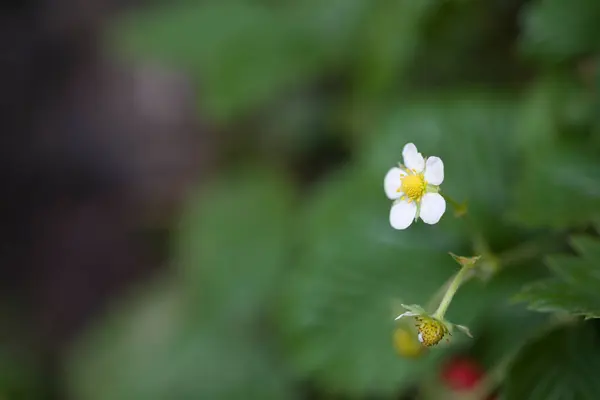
<box><xmin>440</xmin><ymin>191</ymin><xmax>458</xmax><ymax>206</ymax></box>
<box><xmin>426</xmin><ymin>275</ymin><xmax>454</xmax><ymax>312</ymax></box>
<box><xmin>427</xmin><ymin>269</ymin><xmax>476</xmax><ymax>312</ymax></box>
<box><xmin>432</xmin><ymin>265</ymin><xmax>471</xmax><ymax>320</ymax></box>
<box><xmin>441</xmin><ymin>192</ymin><xmax>465</xmax><ymax>211</ymax></box>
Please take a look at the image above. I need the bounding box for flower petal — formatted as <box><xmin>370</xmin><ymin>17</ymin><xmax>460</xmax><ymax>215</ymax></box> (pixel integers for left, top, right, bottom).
<box><xmin>402</xmin><ymin>143</ymin><xmax>425</xmax><ymax>172</ymax></box>
<box><xmin>394</xmin><ymin>312</ymin><xmax>418</xmax><ymax>320</ymax></box>
<box><xmin>390</xmin><ymin>200</ymin><xmax>417</xmax><ymax>230</ymax></box>
<box><xmin>424</xmin><ymin>156</ymin><xmax>444</xmax><ymax>185</ymax></box>
<box><xmin>384</xmin><ymin>167</ymin><xmax>405</xmax><ymax>199</ymax></box>
<box><xmin>419</xmin><ymin>193</ymin><xmax>446</xmax><ymax>225</ymax></box>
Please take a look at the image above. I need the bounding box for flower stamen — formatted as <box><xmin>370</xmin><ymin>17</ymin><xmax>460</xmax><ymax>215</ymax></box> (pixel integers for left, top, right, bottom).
<box><xmin>400</xmin><ymin>173</ymin><xmax>427</xmax><ymax>203</ymax></box>
<box><xmin>415</xmin><ymin>316</ymin><xmax>448</xmax><ymax>347</ymax></box>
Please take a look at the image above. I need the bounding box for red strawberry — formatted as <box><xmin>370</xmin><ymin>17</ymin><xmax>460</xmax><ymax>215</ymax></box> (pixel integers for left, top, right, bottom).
<box><xmin>441</xmin><ymin>357</ymin><xmax>485</xmax><ymax>391</ymax></box>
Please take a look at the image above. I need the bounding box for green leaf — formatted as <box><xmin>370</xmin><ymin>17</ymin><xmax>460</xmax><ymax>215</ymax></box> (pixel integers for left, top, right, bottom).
<box><xmin>111</xmin><ymin>3</ymin><xmax>326</xmax><ymax>119</ymax></box>
<box><xmin>68</xmin><ymin>169</ymin><xmax>298</xmax><ymax>400</ymax></box>
<box><xmin>352</xmin><ymin>0</ymin><xmax>439</xmax><ymax>96</ymax></box>
<box><xmin>515</xmin><ymin>236</ymin><xmax>600</xmax><ymax>319</ymax></box>
<box><xmin>514</xmin><ymin>75</ymin><xmax>568</xmax><ymax>152</ymax></box>
<box><xmin>411</xmin><ymin>0</ymin><xmax>526</xmax><ymax>87</ymax></box>
<box><xmin>0</xmin><ymin>307</ymin><xmax>44</xmax><ymax>399</ymax></box>
<box><xmin>470</xmin><ymin>301</ymin><xmax>549</xmax><ymax>371</ymax></box>
<box><xmin>509</xmin><ymin>139</ymin><xmax>600</xmax><ymax>228</ymax></box>
<box><xmin>503</xmin><ymin>323</ymin><xmax>600</xmax><ymax>400</ymax></box>
<box><xmin>520</xmin><ymin>0</ymin><xmax>600</xmax><ymax>63</ymax></box>
<box><xmin>67</xmin><ymin>281</ymin><xmax>295</xmax><ymax>400</ymax></box>
<box><xmin>176</xmin><ymin>168</ymin><xmax>295</xmax><ymax>325</ymax></box>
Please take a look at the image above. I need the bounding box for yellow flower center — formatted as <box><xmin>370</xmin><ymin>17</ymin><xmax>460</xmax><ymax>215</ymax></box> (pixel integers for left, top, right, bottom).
<box><xmin>399</xmin><ymin>173</ymin><xmax>426</xmax><ymax>202</ymax></box>
<box><xmin>415</xmin><ymin>316</ymin><xmax>448</xmax><ymax>347</ymax></box>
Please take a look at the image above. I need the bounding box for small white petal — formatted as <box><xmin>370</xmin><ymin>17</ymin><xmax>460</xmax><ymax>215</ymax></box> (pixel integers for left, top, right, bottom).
<box><xmin>384</xmin><ymin>167</ymin><xmax>405</xmax><ymax>200</ymax></box>
<box><xmin>419</xmin><ymin>193</ymin><xmax>446</xmax><ymax>225</ymax></box>
<box><xmin>402</xmin><ymin>143</ymin><xmax>425</xmax><ymax>172</ymax></box>
<box><xmin>394</xmin><ymin>312</ymin><xmax>417</xmax><ymax>320</ymax></box>
<box><xmin>418</xmin><ymin>332</ymin><xmax>424</xmax><ymax>343</ymax></box>
<box><xmin>389</xmin><ymin>200</ymin><xmax>417</xmax><ymax>230</ymax></box>
<box><xmin>424</xmin><ymin>156</ymin><xmax>444</xmax><ymax>186</ymax></box>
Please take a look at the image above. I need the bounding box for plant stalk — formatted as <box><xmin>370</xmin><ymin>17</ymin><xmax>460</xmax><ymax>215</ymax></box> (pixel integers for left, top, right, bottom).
<box><xmin>432</xmin><ymin>265</ymin><xmax>471</xmax><ymax>320</ymax></box>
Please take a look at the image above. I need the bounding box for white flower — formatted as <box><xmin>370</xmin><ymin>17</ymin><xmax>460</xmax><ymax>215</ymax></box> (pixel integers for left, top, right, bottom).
<box><xmin>384</xmin><ymin>143</ymin><xmax>446</xmax><ymax>229</ymax></box>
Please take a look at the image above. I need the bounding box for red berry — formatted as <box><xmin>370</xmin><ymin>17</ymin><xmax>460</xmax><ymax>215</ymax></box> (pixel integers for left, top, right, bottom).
<box><xmin>441</xmin><ymin>357</ymin><xmax>485</xmax><ymax>391</ymax></box>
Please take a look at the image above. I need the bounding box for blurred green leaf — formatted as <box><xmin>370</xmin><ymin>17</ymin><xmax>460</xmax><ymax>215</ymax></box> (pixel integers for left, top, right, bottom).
<box><xmin>0</xmin><ymin>349</ymin><xmax>42</xmax><ymax>400</ymax></box>
<box><xmin>515</xmin><ymin>72</ymin><xmax>597</xmax><ymax>159</ymax></box>
<box><xmin>67</xmin><ymin>281</ymin><xmax>185</xmax><ymax>400</ymax></box>
<box><xmin>352</xmin><ymin>0</ymin><xmax>439</xmax><ymax>96</ymax></box>
<box><xmin>67</xmin><ymin>281</ymin><xmax>295</xmax><ymax>400</ymax></box>
<box><xmin>520</xmin><ymin>0</ymin><xmax>600</xmax><ymax>63</ymax></box>
<box><xmin>289</xmin><ymin>0</ymin><xmax>370</xmax><ymax>62</ymax></box>
<box><xmin>515</xmin><ymin>236</ymin><xmax>600</xmax><ymax>319</ymax></box>
<box><xmin>503</xmin><ymin>323</ymin><xmax>600</xmax><ymax>400</ymax></box>
<box><xmin>176</xmin><ymin>168</ymin><xmax>294</xmax><ymax>325</ymax></box>
<box><xmin>0</xmin><ymin>308</ymin><xmax>43</xmax><ymax>400</ymax></box>
<box><xmin>112</xmin><ymin>3</ymin><xmax>326</xmax><ymax>119</ymax></box>
<box><xmin>509</xmin><ymin>141</ymin><xmax>600</xmax><ymax>228</ymax></box>
<box><xmin>470</xmin><ymin>301</ymin><xmax>549</xmax><ymax>370</ymax></box>
<box><xmin>68</xmin><ymin>169</ymin><xmax>298</xmax><ymax>400</ymax></box>
<box><xmin>412</xmin><ymin>0</ymin><xmax>525</xmax><ymax>87</ymax></box>
<box><xmin>514</xmin><ymin>75</ymin><xmax>566</xmax><ymax>152</ymax></box>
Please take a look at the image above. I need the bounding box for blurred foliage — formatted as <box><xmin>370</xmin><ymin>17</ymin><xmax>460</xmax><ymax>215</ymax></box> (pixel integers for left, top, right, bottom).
<box><xmin>520</xmin><ymin>0</ymin><xmax>600</xmax><ymax>63</ymax></box>
<box><xmin>516</xmin><ymin>236</ymin><xmax>600</xmax><ymax>319</ymax></box>
<box><xmin>0</xmin><ymin>307</ymin><xmax>43</xmax><ymax>400</ymax></box>
<box><xmin>5</xmin><ymin>0</ymin><xmax>595</xmax><ymax>399</ymax></box>
<box><xmin>503</xmin><ymin>323</ymin><xmax>600</xmax><ymax>400</ymax></box>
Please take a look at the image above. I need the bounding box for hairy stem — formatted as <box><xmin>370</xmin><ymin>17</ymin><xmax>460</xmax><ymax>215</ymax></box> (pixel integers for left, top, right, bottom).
<box><xmin>432</xmin><ymin>265</ymin><xmax>471</xmax><ymax>320</ymax></box>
